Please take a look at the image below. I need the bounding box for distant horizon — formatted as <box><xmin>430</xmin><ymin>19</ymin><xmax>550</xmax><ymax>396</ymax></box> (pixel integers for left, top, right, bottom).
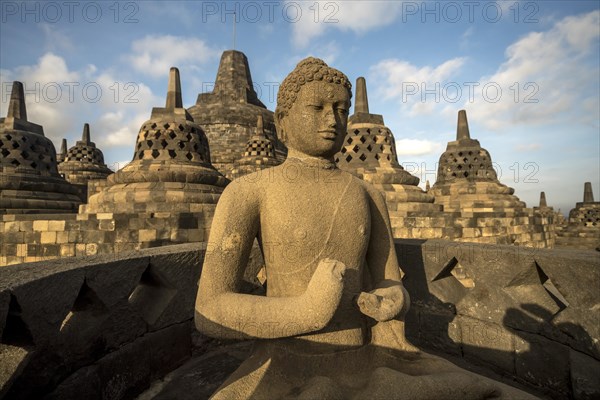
<box><xmin>1</xmin><ymin>1</ymin><xmax>598</xmax><ymax>215</ymax></box>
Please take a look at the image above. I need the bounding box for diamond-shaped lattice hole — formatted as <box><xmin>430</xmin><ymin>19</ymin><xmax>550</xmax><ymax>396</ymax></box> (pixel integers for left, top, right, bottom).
<box><xmin>147</xmin><ymin>140</ymin><xmax>154</xmax><ymax>148</ymax></box>
<box><xmin>366</xmin><ymin>128</ymin><xmax>371</xmax><ymax>134</ymax></box>
<box><xmin>346</xmin><ymin>154</ymin><xmax>352</xmax><ymax>162</ymax></box>
<box><xmin>347</xmin><ymin>137</ymin><xmax>353</xmax><ymax>144</ymax></box>
<box><xmin>169</xmin><ymin>131</ymin><xmax>177</xmax><ymax>140</ymax></box>
<box><xmin>432</xmin><ymin>257</ymin><xmax>474</xmax><ymax>304</ymax></box>
<box><xmin>128</xmin><ymin>265</ymin><xmax>177</xmax><ymax>325</ymax></box>
<box><xmin>504</xmin><ymin>262</ymin><xmax>569</xmax><ymax>317</ymax></box>
<box><xmin>359</xmin><ymin>154</ymin><xmax>367</xmax><ymax>162</ymax></box>
<box><xmin>375</xmin><ymin>154</ymin><xmax>380</xmax><ymax>160</ymax></box>
<box><xmin>1</xmin><ymin>294</ymin><xmax>34</xmax><ymax>348</ymax></box>
<box><xmin>366</xmin><ymin>145</ymin><xmax>373</xmax><ymax>152</ymax></box>
<box><xmin>151</xmin><ymin>149</ymin><xmax>160</xmax><ymax>159</ymax></box>
<box><xmin>160</xmin><ymin>139</ymin><xmax>168</xmax><ymax>149</ymax></box>
<box><xmin>163</xmin><ymin>123</ymin><xmax>170</xmax><ymax>129</ymax></box>
<box><xmin>21</xmin><ymin>151</ymin><xmax>29</xmax><ymax>159</ymax></box>
<box><xmin>178</xmin><ymin>124</ymin><xmax>184</xmax><ymax>131</ymax></box>
<box><xmin>151</xmin><ymin>123</ymin><xmax>157</xmax><ymax>129</ymax></box>
<box><xmin>186</xmin><ymin>133</ymin><xmax>192</xmax><ymax>141</ymax></box>
<box><xmin>1</xmin><ymin>148</ymin><xmax>10</xmax><ymax>157</ymax></box>
<box><xmin>353</xmin><ymin>129</ymin><xmax>360</xmax><ymax>135</ymax></box>
<box><xmin>12</xmin><ymin>142</ymin><xmax>19</xmax><ymax>149</ymax></box>
<box><xmin>340</xmin><ymin>147</ymin><xmax>347</xmax><ymax>154</ymax></box>
<box><xmin>154</xmin><ymin>131</ymin><xmax>162</xmax><ymax>139</ymax></box>
<box><xmin>352</xmin><ymin>145</ymin><xmax>360</xmax><ymax>153</ymax></box>
<box><xmin>359</xmin><ymin>136</ymin><xmax>367</xmax><ymax>143</ymax></box>
<box><xmin>30</xmin><ymin>162</ymin><xmax>37</xmax><ymax>169</ymax></box>
<box><xmin>6</xmin><ymin>134</ymin><xmax>12</xmax><ymax>140</ymax></box>
<box><xmin>178</xmin><ymin>141</ymin><xmax>185</xmax><ymax>149</ymax></box>
<box><xmin>186</xmin><ymin>153</ymin><xmax>193</xmax><ymax>161</ymax></box>
<box><xmin>60</xmin><ymin>280</ymin><xmax>109</xmax><ymax>336</ymax></box>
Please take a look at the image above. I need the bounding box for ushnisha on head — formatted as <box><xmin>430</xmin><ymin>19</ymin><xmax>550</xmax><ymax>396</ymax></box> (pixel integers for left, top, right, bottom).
<box><xmin>275</xmin><ymin>57</ymin><xmax>352</xmax><ymax>119</ymax></box>
<box><xmin>274</xmin><ymin>58</ymin><xmax>353</xmax><ymax>158</ymax></box>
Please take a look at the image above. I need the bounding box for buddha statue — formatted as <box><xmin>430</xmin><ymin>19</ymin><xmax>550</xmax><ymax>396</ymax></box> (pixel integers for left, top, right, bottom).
<box><xmin>195</xmin><ymin>58</ymin><xmax>536</xmax><ymax>399</ymax></box>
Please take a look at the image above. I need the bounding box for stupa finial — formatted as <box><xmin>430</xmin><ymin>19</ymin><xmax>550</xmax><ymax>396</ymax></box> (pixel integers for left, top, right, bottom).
<box><xmin>7</xmin><ymin>81</ymin><xmax>27</xmax><ymax>121</ymax></box>
<box><xmin>539</xmin><ymin>191</ymin><xmax>547</xmax><ymax>207</ymax></box>
<box><xmin>60</xmin><ymin>138</ymin><xmax>68</xmax><ymax>156</ymax></box>
<box><xmin>256</xmin><ymin>114</ymin><xmax>264</xmax><ymax>136</ymax></box>
<box><xmin>355</xmin><ymin>77</ymin><xmax>369</xmax><ymax>114</ymax></box>
<box><xmin>583</xmin><ymin>182</ymin><xmax>594</xmax><ymax>203</ymax></box>
<box><xmin>82</xmin><ymin>123</ymin><xmax>91</xmax><ymax>143</ymax></box>
<box><xmin>165</xmin><ymin>67</ymin><xmax>183</xmax><ymax>110</ymax></box>
<box><xmin>457</xmin><ymin>110</ymin><xmax>470</xmax><ymax>141</ymax></box>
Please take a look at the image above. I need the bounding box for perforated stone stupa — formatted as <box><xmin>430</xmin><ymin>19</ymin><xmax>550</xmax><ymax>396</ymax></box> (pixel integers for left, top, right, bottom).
<box><xmin>83</xmin><ymin>67</ymin><xmax>228</xmax><ymax>215</ymax></box>
<box><xmin>230</xmin><ymin>115</ymin><xmax>279</xmax><ymax>179</ymax></box>
<box><xmin>335</xmin><ymin>77</ymin><xmax>455</xmax><ymax>239</ymax></box>
<box><xmin>0</xmin><ymin>82</ymin><xmax>81</xmax><ymax>214</ymax></box>
<box><xmin>556</xmin><ymin>182</ymin><xmax>600</xmax><ymax>250</ymax></box>
<box><xmin>187</xmin><ymin>50</ymin><xmax>285</xmax><ymax>178</ymax></box>
<box><xmin>58</xmin><ymin>123</ymin><xmax>113</xmax><ymax>201</ymax></box>
<box><xmin>430</xmin><ymin>110</ymin><xmax>553</xmax><ymax>246</ymax></box>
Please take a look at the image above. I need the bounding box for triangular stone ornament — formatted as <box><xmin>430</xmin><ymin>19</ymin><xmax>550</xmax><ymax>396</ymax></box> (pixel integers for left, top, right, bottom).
<box><xmin>60</xmin><ymin>280</ymin><xmax>109</xmax><ymax>334</ymax></box>
<box><xmin>128</xmin><ymin>264</ymin><xmax>177</xmax><ymax>325</ymax></box>
<box><xmin>1</xmin><ymin>294</ymin><xmax>34</xmax><ymax>348</ymax></box>
<box><xmin>430</xmin><ymin>257</ymin><xmax>473</xmax><ymax>304</ymax></box>
<box><xmin>504</xmin><ymin>262</ymin><xmax>568</xmax><ymax>316</ymax></box>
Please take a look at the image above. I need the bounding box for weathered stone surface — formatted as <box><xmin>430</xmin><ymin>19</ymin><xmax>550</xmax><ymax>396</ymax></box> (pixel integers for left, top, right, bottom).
<box><xmin>515</xmin><ymin>331</ymin><xmax>571</xmax><ymax>395</ymax></box>
<box><xmin>194</xmin><ymin>58</ymin><xmax>536</xmax><ymax>399</ymax></box>
<box><xmin>570</xmin><ymin>349</ymin><xmax>600</xmax><ymax>399</ymax></box>
<box><xmin>429</xmin><ymin>110</ymin><xmax>552</xmax><ymax>248</ymax></box>
<box><xmin>556</xmin><ymin>182</ymin><xmax>600</xmax><ymax>250</ymax></box>
<box><xmin>0</xmin><ymin>345</ymin><xmax>32</xmax><ymax>398</ymax></box>
<box><xmin>188</xmin><ymin>50</ymin><xmax>287</xmax><ymax>179</ymax></box>
<box><xmin>0</xmin><ymin>81</ymin><xmax>81</xmax><ymax>214</ymax></box>
<box><xmin>57</xmin><ymin>123</ymin><xmax>113</xmax><ymax>202</ymax></box>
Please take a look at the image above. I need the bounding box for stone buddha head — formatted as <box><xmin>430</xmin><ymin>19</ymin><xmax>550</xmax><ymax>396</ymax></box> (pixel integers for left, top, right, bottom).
<box><xmin>275</xmin><ymin>57</ymin><xmax>352</xmax><ymax>159</ymax></box>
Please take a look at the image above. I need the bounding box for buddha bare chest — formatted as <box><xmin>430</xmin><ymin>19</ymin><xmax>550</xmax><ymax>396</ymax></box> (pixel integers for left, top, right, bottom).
<box><xmin>258</xmin><ymin>170</ymin><xmax>371</xmax><ymax>277</ymax></box>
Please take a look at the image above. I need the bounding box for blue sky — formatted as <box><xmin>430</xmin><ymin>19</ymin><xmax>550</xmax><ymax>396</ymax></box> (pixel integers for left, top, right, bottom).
<box><xmin>1</xmin><ymin>0</ymin><xmax>599</xmax><ymax>214</ymax></box>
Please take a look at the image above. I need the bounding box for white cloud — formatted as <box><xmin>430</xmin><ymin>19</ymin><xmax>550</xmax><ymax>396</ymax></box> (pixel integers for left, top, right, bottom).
<box><xmin>289</xmin><ymin>0</ymin><xmax>405</xmax><ymax>48</ymax></box>
<box><xmin>0</xmin><ymin>52</ymin><xmax>160</xmax><ymax>154</ymax></box>
<box><xmin>466</xmin><ymin>10</ymin><xmax>600</xmax><ymax>131</ymax></box>
<box><xmin>395</xmin><ymin>139</ymin><xmax>444</xmax><ymax>156</ymax></box>
<box><xmin>515</xmin><ymin>143</ymin><xmax>541</xmax><ymax>152</ymax></box>
<box><xmin>40</xmin><ymin>23</ymin><xmax>75</xmax><ymax>53</ymax></box>
<box><xmin>127</xmin><ymin>35</ymin><xmax>222</xmax><ymax>78</ymax></box>
<box><xmin>369</xmin><ymin>57</ymin><xmax>466</xmax><ymax>116</ymax></box>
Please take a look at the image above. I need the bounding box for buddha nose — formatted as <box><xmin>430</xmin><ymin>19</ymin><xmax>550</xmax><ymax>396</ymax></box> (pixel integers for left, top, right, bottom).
<box><xmin>324</xmin><ymin>108</ymin><xmax>336</xmax><ymax>127</ymax></box>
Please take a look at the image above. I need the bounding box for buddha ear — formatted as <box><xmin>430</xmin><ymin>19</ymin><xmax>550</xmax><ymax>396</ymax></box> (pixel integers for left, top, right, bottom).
<box><xmin>274</xmin><ymin>109</ymin><xmax>288</xmax><ymax>144</ymax></box>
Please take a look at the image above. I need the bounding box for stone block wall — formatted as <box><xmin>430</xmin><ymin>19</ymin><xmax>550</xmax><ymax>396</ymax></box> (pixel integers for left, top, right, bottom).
<box><xmin>1</xmin><ymin>241</ymin><xmax>598</xmax><ymax>399</ymax></box>
<box><xmin>0</xmin><ymin>243</ymin><xmax>203</xmax><ymax>399</ymax></box>
<box><xmin>0</xmin><ymin>209</ymin><xmax>214</xmax><ymax>267</ymax></box>
<box><xmin>397</xmin><ymin>239</ymin><xmax>599</xmax><ymax>399</ymax></box>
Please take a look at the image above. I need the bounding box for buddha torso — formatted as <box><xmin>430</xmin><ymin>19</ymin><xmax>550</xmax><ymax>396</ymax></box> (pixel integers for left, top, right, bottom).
<box><xmin>255</xmin><ymin>160</ymin><xmax>373</xmax><ymax>351</ymax></box>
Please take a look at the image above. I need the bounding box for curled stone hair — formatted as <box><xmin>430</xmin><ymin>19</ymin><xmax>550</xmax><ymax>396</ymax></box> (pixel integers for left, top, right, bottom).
<box><xmin>275</xmin><ymin>57</ymin><xmax>352</xmax><ymax>118</ymax></box>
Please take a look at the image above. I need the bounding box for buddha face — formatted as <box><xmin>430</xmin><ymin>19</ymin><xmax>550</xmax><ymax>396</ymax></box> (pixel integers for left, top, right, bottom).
<box><xmin>279</xmin><ymin>81</ymin><xmax>350</xmax><ymax>159</ymax></box>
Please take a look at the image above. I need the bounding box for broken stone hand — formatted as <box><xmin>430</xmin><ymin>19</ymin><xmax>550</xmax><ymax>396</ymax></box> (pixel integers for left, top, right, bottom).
<box><xmin>356</xmin><ymin>281</ymin><xmax>407</xmax><ymax>322</ymax></box>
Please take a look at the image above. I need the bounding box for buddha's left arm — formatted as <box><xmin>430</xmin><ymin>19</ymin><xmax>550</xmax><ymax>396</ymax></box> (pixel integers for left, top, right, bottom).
<box><xmin>357</xmin><ymin>186</ymin><xmax>409</xmax><ymax>322</ymax></box>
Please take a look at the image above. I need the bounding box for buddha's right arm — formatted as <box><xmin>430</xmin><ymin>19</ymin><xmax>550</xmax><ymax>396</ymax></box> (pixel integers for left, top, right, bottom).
<box><xmin>194</xmin><ymin>180</ymin><xmax>345</xmax><ymax>340</ymax></box>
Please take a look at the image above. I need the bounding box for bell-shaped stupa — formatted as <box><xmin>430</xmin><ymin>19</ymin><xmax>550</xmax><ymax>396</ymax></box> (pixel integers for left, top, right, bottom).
<box><xmin>231</xmin><ymin>115</ymin><xmax>279</xmax><ymax>179</ymax></box>
<box><xmin>58</xmin><ymin>123</ymin><xmax>113</xmax><ymax>201</ymax></box>
<box><xmin>187</xmin><ymin>50</ymin><xmax>285</xmax><ymax>178</ymax></box>
<box><xmin>82</xmin><ymin>67</ymin><xmax>229</xmax><ymax>215</ymax></box>
<box><xmin>335</xmin><ymin>77</ymin><xmax>455</xmax><ymax>239</ymax></box>
<box><xmin>430</xmin><ymin>110</ymin><xmax>552</xmax><ymax>247</ymax></box>
<box><xmin>556</xmin><ymin>182</ymin><xmax>600</xmax><ymax>250</ymax></box>
<box><xmin>0</xmin><ymin>82</ymin><xmax>81</xmax><ymax>214</ymax></box>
